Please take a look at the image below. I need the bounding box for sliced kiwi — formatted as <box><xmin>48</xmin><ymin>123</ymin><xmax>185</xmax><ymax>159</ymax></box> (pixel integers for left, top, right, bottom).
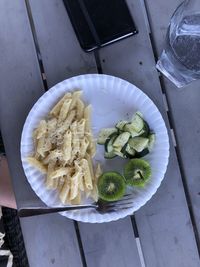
<box><xmin>124</xmin><ymin>159</ymin><xmax>151</xmax><ymax>187</ymax></box>
<box><xmin>97</xmin><ymin>172</ymin><xmax>126</xmax><ymax>201</ymax></box>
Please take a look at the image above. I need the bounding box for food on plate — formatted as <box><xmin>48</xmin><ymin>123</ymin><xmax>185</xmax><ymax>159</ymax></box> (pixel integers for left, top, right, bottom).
<box><xmin>97</xmin><ymin>128</ymin><xmax>118</xmax><ymax>145</ymax></box>
<box><xmin>97</xmin><ymin>172</ymin><xmax>126</xmax><ymax>201</ymax></box>
<box><xmin>123</xmin><ymin>158</ymin><xmax>151</xmax><ymax>187</ymax></box>
<box><xmin>27</xmin><ymin>90</ymin><xmax>100</xmax><ymax>205</ymax></box>
<box><xmin>97</xmin><ymin>111</ymin><xmax>156</xmax><ymax>159</ymax></box>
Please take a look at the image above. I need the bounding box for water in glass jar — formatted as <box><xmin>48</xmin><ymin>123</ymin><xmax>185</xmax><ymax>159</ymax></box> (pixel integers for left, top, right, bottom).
<box><xmin>157</xmin><ymin>1</ymin><xmax>200</xmax><ymax>88</ymax></box>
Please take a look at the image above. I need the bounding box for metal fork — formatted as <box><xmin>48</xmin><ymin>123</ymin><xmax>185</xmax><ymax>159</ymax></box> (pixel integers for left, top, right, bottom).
<box><xmin>18</xmin><ymin>194</ymin><xmax>133</xmax><ymax>217</ymax></box>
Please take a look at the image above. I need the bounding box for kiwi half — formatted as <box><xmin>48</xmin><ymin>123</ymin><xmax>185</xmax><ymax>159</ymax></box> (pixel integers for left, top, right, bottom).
<box><xmin>97</xmin><ymin>172</ymin><xmax>126</xmax><ymax>201</ymax></box>
<box><xmin>124</xmin><ymin>159</ymin><xmax>151</xmax><ymax>187</ymax></box>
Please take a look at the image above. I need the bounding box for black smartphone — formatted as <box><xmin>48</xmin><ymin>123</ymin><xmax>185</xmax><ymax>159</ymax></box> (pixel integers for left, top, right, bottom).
<box><xmin>63</xmin><ymin>0</ymin><xmax>138</xmax><ymax>52</ymax></box>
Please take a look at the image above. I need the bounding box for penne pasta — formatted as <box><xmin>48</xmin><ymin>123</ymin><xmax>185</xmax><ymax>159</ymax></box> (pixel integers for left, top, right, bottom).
<box><xmin>36</xmin><ymin>120</ymin><xmax>47</xmax><ymax>139</ymax></box>
<box><xmin>59</xmin><ymin>179</ymin><xmax>71</xmax><ymax>204</ymax></box>
<box><xmin>74</xmin><ymin>161</ymin><xmax>84</xmax><ymax>191</ymax></box>
<box><xmin>70</xmin><ymin>121</ymin><xmax>80</xmax><ymax>158</ymax></box>
<box><xmin>69</xmin><ymin>90</ymin><xmax>82</xmax><ymax>111</ymax></box>
<box><xmin>57</xmin><ymin>109</ymin><xmax>76</xmax><ymax>134</ymax></box>
<box><xmin>46</xmin><ymin>160</ymin><xmax>56</xmax><ymax>189</ymax></box>
<box><xmin>71</xmin><ymin>190</ymin><xmax>81</xmax><ymax>205</ymax></box>
<box><xmin>34</xmin><ymin>152</ymin><xmax>40</xmax><ymax>160</ymax></box>
<box><xmin>85</xmin><ymin>153</ymin><xmax>95</xmax><ymax>181</ymax></box>
<box><xmin>28</xmin><ymin>90</ymin><xmax>100</xmax><ymax>205</ymax></box>
<box><xmin>84</xmin><ymin>105</ymin><xmax>92</xmax><ymax>132</ymax></box>
<box><xmin>50</xmin><ymin>93</ymin><xmax>71</xmax><ymax>117</ymax></box>
<box><xmin>70</xmin><ymin>171</ymin><xmax>81</xmax><ymax>200</ymax></box>
<box><xmin>49</xmin><ymin>167</ymin><xmax>70</xmax><ymax>179</ymax></box>
<box><xmin>77</xmin><ymin>118</ymin><xmax>85</xmax><ymax>138</ymax></box>
<box><xmin>62</xmin><ymin>130</ymin><xmax>72</xmax><ymax>163</ymax></box>
<box><xmin>52</xmin><ymin>177</ymin><xmax>59</xmax><ymax>190</ymax></box>
<box><xmin>36</xmin><ymin>136</ymin><xmax>46</xmax><ymax>157</ymax></box>
<box><xmin>86</xmin><ymin>132</ymin><xmax>96</xmax><ymax>157</ymax></box>
<box><xmin>47</xmin><ymin>118</ymin><xmax>57</xmax><ymax>136</ymax></box>
<box><xmin>76</xmin><ymin>99</ymin><xmax>84</xmax><ymax>120</ymax></box>
<box><xmin>27</xmin><ymin>157</ymin><xmax>47</xmax><ymax>174</ymax></box>
<box><xmin>57</xmin><ymin>176</ymin><xmax>66</xmax><ymax>192</ymax></box>
<box><xmin>42</xmin><ymin>149</ymin><xmax>63</xmax><ymax>165</ymax></box>
<box><xmin>79</xmin><ymin>136</ymin><xmax>89</xmax><ymax>158</ymax></box>
<box><xmin>58</xmin><ymin>98</ymin><xmax>72</xmax><ymax>123</ymax></box>
<box><xmin>80</xmin><ymin>158</ymin><xmax>93</xmax><ymax>190</ymax></box>
<box><xmin>42</xmin><ymin>137</ymin><xmax>52</xmax><ymax>152</ymax></box>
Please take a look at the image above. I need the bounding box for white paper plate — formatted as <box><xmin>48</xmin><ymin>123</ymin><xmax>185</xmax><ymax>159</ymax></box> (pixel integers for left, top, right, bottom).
<box><xmin>21</xmin><ymin>74</ymin><xmax>169</xmax><ymax>223</ymax></box>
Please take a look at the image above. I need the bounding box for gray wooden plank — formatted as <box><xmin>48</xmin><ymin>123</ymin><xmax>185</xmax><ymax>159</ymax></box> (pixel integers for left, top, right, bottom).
<box><xmin>0</xmin><ymin>0</ymin><xmax>44</xmax><ymax>208</ymax></box>
<box><xmin>145</xmin><ymin>0</ymin><xmax>200</xmax><ymax>239</ymax></box>
<box><xmin>28</xmin><ymin>1</ymin><xmax>142</xmax><ymax>266</ymax></box>
<box><xmin>28</xmin><ymin>0</ymin><xmax>97</xmax><ymax>88</ymax></box>
<box><xmin>0</xmin><ymin>1</ymin><xmax>83</xmax><ymax>267</ymax></box>
<box><xmin>79</xmin><ymin>218</ymin><xmax>142</xmax><ymax>267</ymax></box>
<box><xmin>96</xmin><ymin>0</ymin><xmax>200</xmax><ymax>266</ymax></box>
<box><xmin>20</xmin><ymin>214</ymin><xmax>83</xmax><ymax>267</ymax></box>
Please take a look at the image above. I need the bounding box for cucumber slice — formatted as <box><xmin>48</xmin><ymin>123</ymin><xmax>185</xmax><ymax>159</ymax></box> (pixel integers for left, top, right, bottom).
<box><xmin>105</xmin><ymin>133</ymin><xmax>118</xmax><ymax>153</ymax></box>
<box><xmin>130</xmin><ymin>113</ymin><xmax>144</xmax><ymax>132</ymax></box>
<box><xmin>135</xmin><ymin>148</ymin><xmax>149</xmax><ymax>158</ymax></box>
<box><xmin>135</xmin><ymin>111</ymin><xmax>143</xmax><ymax>118</ymax></box>
<box><xmin>113</xmin><ymin>132</ymin><xmax>131</xmax><ymax>151</ymax></box>
<box><xmin>140</xmin><ymin>121</ymin><xmax>150</xmax><ymax>137</ymax></box>
<box><xmin>115</xmin><ymin>120</ymin><xmax>128</xmax><ymax>131</ymax></box>
<box><xmin>104</xmin><ymin>151</ymin><xmax>117</xmax><ymax>159</ymax></box>
<box><xmin>125</xmin><ymin>144</ymin><xmax>136</xmax><ymax>157</ymax></box>
<box><xmin>128</xmin><ymin>137</ymin><xmax>149</xmax><ymax>152</ymax></box>
<box><xmin>114</xmin><ymin>149</ymin><xmax>127</xmax><ymax>158</ymax></box>
<box><xmin>123</xmin><ymin>123</ymin><xmax>144</xmax><ymax>137</ymax></box>
<box><xmin>148</xmin><ymin>133</ymin><xmax>156</xmax><ymax>151</ymax></box>
<box><xmin>97</xmin><ymin>128</ymin><xmax>118</xmax><ymax>145</ymax></box>
<box><xmin>112</xmin><ymin>143</ymin><xmax>129</xmax><ymax>159</ymax></box>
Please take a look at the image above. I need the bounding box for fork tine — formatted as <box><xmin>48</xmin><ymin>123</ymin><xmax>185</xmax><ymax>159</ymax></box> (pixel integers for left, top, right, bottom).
<box><xmin>107</xmin><ymin>194</ymin><xmax>133</xmax><ymax>204</ymax></box>
<box><xmin>106</xmin><ymin>206</ymin><xmax>132</xmax><ymax>212</ymax></box>
<box><xmin>96</xmin><ymin>194</ymin><xmax>134</xmax><ymax>213</ymax></box>
<box><xmin>103</xmin><ymin>199</ymin><xmax>134</xmax><ymax>212</ymax></box>
<box><xmin>106</xmin><ymin>202</ymin><xmax>133</xmax><ymax>209</ymax></box>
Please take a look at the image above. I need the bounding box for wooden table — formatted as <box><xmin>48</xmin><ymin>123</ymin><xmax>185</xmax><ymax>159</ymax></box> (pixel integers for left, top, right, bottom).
<box><xmin>0</xmin><ymin>1</ymin><xmax>200</xmax><ymax>266</ymax></box>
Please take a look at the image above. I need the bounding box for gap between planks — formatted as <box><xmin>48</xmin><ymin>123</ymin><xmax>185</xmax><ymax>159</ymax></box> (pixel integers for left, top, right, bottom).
<box><xmin>25</xmin><ymin>0</ymin><xmax>48</xmax><ymax>91</ymax></box>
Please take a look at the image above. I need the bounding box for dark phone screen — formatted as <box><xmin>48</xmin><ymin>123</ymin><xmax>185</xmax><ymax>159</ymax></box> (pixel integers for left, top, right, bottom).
<box><xmin>63</xmin><ymin>0</ymin><xmax>137</xmax><ymax>51</ymax></box>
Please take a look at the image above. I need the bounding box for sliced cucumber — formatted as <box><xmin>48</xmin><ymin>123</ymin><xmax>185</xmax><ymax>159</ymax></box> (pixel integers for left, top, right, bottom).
<box><xmin>105</xmin><ymin>133</ymin><xmax>118</xmax><ymax>153</ymax></box>
<box><xmin>135</xmin><ymin>148</ymin><xmax>149</xmax><ymax>158</ymax></box>
<box><xmin>113</xmin><ymin>132</ymin><xmax>131</xmax><ymax>151</ymax></box>
<box><xmin>98</xmin><ymin>110</ymin><xmax>155</xmax><ymax>160</ymax></box>
<box><xmin>104</xmin><ymin>151</ymin><xmax>117</xmax><ymax>159</ymax></box>
<box><xmin>128</xmin><ymin>137</ymin><xmax>149</xmax><ymax>152</ymax></box>
<box><xmin>134</xmin><ymin>111</ymin><xmax>143</xmax><ymax>119</ymax></box>
<box><xmin>114</xmin><ymin>143</ymin><xmax>129</xmax><ymax>159</ymax></box>
<box><xmin>123</xmin><ymin>123</ymin><xmax>145</xmax><ymax>137</ymax></box>
<box><xmin>130</xmin><ymin>113</ymin><xmax>144</xmax><ymax>132</ymax></box>
<box><xmin>125</xmin><ymin>144</ymin><xmax>136</xmax><ymax>157</ymax></box>
<box><xmin>97</xmin><ymin>128</ymin><xmax>118</xmax><ymax>145</ymax></box>
<box><xmin>148</xmin><ymin>133</ymin><xmax>156</xmax><ymax>151</ymax></box>
<box><xmin>115</xmin><ymin>120</ymin><xmax>128</xmax><ymax>131</ymax></box>
<box><xmin>140</xmin><ymin>121</ymin><xmax>150</xmax><ymax>137</ymax></box>
<box><xmin>114</xmin><ymin>149</ymin><xmax>127</xmax><ymax>158</ymax></box>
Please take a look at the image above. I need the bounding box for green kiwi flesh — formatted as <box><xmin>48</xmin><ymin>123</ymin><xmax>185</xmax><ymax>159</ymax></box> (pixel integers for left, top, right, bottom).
<box><xmin>124</xmin><ymin>159</ymin><xmax>151</xmax><ymax>187</ymax></box>
<box><xmin>97</xmin><ymin>172</ymin><xmax>126</xmax><ymax>201</ymax></box>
